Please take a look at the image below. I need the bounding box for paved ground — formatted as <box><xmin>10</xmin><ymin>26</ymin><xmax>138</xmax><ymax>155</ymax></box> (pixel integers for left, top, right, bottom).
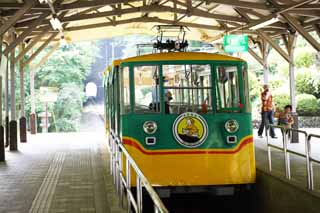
<box><xmin>0</xmin><ymin>103</ymin><xmax>125</xmax><ymax>213</ymax></box>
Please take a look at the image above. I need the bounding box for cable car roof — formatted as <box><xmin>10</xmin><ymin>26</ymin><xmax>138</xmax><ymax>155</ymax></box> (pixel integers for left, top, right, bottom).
<box><xmin>121</xmin><ymin>52</ymin><xmax>245</xmax><ymax>63</ymax></box>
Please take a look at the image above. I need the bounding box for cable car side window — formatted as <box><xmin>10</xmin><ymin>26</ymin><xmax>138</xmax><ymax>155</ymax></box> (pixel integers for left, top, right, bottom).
<box><xmin>242</xmin><ymin>64</ymin><xmax>251</xmax><ymax>113</ymax></box>
<box><xmin>134</xmin><ymin>66</ymin><xmax>159</xmax><ymax>113</ymax></box>
<box><xmin>120</xmin><ymin>66</ymin><xmax>130</xmax><ymax>114</ymax></box>
<box><xmin>216</xmin><ymin>66</ymin><xmax>240</xmax><ymax>112</ymax></box>
<box><xmin>163</xmin><ymin>64</ymin><xmax>212</xmax><ymax>114</ymax></box>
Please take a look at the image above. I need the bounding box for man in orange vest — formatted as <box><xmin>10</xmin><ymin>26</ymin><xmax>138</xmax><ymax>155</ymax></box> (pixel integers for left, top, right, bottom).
<box><xmin>258</xmin><ymin>84</ymin><xmax>277</xmax><ymax>138</ymax></box>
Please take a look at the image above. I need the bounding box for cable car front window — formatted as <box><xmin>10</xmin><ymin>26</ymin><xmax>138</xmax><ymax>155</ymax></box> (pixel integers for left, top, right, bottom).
<box><xmin>216</xmin><ymin>66</ymin><xmax>240</xmax><ymax>112</ymax></box>
<box><xmin>163</xmin><ymin>64</ymin><xmax>212</xmax><ymax>114</ymax></box>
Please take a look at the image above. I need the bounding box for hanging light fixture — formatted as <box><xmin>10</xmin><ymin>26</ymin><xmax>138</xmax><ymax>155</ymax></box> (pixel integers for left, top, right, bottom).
<box><xmin>249</xmin><ymin>16</ymin><xmax>279</xmax><ymax>30</ymax></box>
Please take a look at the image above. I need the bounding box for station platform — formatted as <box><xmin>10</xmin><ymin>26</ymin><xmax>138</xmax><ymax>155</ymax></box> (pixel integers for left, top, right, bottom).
<box><xmin>0</xmin><ymin>132</ymin><xmax>125</xmax><ymax>213</ymax></box>
<box><xmin>1</xmin><ymin>128</ymin><xmax>320</xmax><ymax>213</ymax></box>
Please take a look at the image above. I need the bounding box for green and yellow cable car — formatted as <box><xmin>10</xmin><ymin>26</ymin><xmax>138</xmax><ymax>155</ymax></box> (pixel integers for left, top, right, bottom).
<box><xmin>104</xmin><ymin>52</ymin><xmax>255</xmax><ymax>194</ymax></box>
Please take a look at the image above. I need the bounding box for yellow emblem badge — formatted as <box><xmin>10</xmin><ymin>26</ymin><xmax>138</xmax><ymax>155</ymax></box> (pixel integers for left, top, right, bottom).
<box><xmin>173</xmin><ymin>112</ymin><xmax>208</xmax><ymax>148</ymax></box>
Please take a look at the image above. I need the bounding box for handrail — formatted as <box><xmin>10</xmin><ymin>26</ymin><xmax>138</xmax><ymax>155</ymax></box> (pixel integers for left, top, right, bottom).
<box><xmin>307</xmin><ymin>134</ymin><xmax>320</xmax><ymax>190</ymax></box>
<box><xmin>109</xmin><ymin>129</ymin><xmax>169</xmax><ymax>213</ymax></box>
<box><xmin>266</xmin><ymin>124</ymin><xmax>320</xmax><ymax>190</ymax></box>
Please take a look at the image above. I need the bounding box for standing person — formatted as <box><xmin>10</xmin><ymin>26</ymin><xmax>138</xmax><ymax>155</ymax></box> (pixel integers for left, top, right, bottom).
<box><xmin>258</xmin><ymin>84</ymin><xmax>277</xmax><ymax>138</ymax></box>
<box><xmin>151</xmin><ymin>76</ymin><xmax>172</xmax><ymax>113</ymax></box>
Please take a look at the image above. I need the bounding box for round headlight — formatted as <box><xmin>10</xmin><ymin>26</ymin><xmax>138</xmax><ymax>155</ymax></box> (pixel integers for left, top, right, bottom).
<box><xmin>225</xmin><ymin>120</ymin><xmax>239</xmax><ymax>133</ymax></box>
<box><xmin>143</xmin><ymin>121</ymin><xmax>158</xmax><ymax>134</ymax></box>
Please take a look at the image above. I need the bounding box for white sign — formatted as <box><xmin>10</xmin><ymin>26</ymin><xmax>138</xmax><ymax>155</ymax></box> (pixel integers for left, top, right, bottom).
<box><xmin>39</xmin><ymin>87</ymin><xmax>59</xmax><ymax>102</ymax></box>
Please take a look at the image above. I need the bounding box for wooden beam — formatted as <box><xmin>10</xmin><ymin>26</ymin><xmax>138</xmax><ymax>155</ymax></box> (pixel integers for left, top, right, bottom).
<box><xmin>14</xmin><ymin>29</ymin><xmax>50</xmax><ymax>63</ymax></box>
<box><xmin>314</xmin><ymin>24</ymin><xmax>320</xmax><ymax>38</ymax></box>
<box><xmin>0</xmin><ymin>3</ymin><xmax>50</xmax><ymax>10</ymax></box>
<box><xmin>282</xmin><ymin>13</ymin><xmax>320</xmax><ymax>51</ymax></box>
<box><xmin>3</xmin><ymin>12</ymin><xmax>50</xmax><ymax>56</ymax></box>
<box><xmin>258</xmin><ymin>30</ymin><xmax>290</xmax><ymax>62</ymax></box>
<box><xmin>0</xmin><ymin>0</ymin><xmax>36</xmax><ymax>37</ymax></box>
<box><xmin>248</xmin><ymin>47</ymin><xmax>264</xmax><ymax>66</ymax></box>
<box><xmin>203</xmin><ymin>0</ymin><xmax>269</xmax><ymax>10</ymax></box>
<box><xmin>24</xmin><ymin>4</ymin><xmax>247</xmax><ymax>28</ymax></box>
<box><xmin>66</xmin><ymin>16</ymin><xmax>222</xmax><ymax>32</ymax></box>
<box><xmin>24</xmin><ymin>33</ymin><xmax>58</xmax><ymax>66</ymax></box>
<box><xmin>60</xmin><ymin>0</ymin><xmax>138</xmax><ymax>11</ymax></box>
<box><xmin>30</xmin><ymin>43</ymin><xmax>59</xmax><ymax>70</ymax></box>
<box><xmin>14</xmin><ymin>10</ymin><xmax>68</xmax><ymax>63</ymax></box>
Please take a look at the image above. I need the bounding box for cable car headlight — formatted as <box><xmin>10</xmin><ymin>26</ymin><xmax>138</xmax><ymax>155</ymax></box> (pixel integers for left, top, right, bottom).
<box><xmin>225</xmin><ymin>120</ymin><xmax>239</xmax><ymax>133</ymax></box>
<box><xmin>143</xmin><ymin>121</ymin><xmax>158</xmax><ymax>134</ymax></box>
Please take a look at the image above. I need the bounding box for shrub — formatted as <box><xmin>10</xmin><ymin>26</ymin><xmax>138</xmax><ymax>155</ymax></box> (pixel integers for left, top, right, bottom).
<box><xmin>296</xmin><ymin>71</ymin><xmax>315</xmax><ymax>95</ymax></box>
<box><xmin>54</xmin><ymin>83</ymin><xmax>85</xmax><ymax>132</ymax></box>
<box><xmin>296</xmin><ymin>94</ymin><xmax>318</xmax><ymax>115</ymax></box>
<box><xmin>273</xmin><ymin>92</ymin><xmax>290</xmax><ymax>112</ymax></box>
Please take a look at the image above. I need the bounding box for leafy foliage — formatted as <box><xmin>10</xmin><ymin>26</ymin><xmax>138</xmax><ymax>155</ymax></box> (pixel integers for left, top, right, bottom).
<box><xmin>273</xmin><ymin>92</ymin><xmax>290</xmax><ymax>112</ymax></box>
<box><xmin>22</xmin><ymin>41</ymin><xmax>98</xmax><ymax>132</ymax></box>
<box><xmin>295</xmin><ymin>48</ymin><xmax>315</xmax><ymax>68</ymax></box>
<box><xmin>296</xmin><ymin>94</ymin><xmax>318</xmax><ymax>115</ymax></box>
<box><xmin>54</xmin><ymin>83</ymin><xmax>85</xmax><ymax>132</ymax></box>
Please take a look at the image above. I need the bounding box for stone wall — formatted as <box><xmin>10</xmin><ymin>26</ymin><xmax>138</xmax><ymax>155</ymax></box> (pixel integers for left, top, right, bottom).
<box><xmin>298</xmin><ymin>116</ymin><xmax>320</xmax><ymax>128</ymax></box>
<box><xmin>252</xmin><ymin>116</ymin><xmax>320</xmax><ymax>128</ymax></box>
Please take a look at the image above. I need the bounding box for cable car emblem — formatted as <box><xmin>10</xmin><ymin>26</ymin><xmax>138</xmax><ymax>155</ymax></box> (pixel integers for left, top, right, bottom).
<box><xmin>173</xmin><ymin>112</ymin><xmax>208</xmax><ymax>148</ymax></box>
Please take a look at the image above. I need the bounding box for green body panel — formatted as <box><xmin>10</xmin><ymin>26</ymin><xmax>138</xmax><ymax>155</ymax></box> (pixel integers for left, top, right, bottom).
<box><xmin>121</xmin><ymin>113</ymin><xmax>252</xmax><ymax>150</ymax></box>
<box><xmin>105</xmin><ymin>57</ymin><xmax>252</xmax><ymax>151</ymax></box>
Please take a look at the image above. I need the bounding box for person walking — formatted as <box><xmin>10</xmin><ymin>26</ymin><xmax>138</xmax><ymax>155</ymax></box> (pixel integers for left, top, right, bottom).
<box><xmin>258</xmin><ymin>84</ymin><xmax>277</xmax><ymax>138</ymax></box>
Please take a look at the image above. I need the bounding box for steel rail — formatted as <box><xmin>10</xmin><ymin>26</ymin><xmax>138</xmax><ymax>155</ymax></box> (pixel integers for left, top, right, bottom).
<box><xmin>109</xmin><ymin>130</ymin><xmax>169</xmax><ymax>213</ymax></box>
<box><xmin>266</xmin><ymin>124</ymin><xmax>320</xmax><ymax>190</ymax></box>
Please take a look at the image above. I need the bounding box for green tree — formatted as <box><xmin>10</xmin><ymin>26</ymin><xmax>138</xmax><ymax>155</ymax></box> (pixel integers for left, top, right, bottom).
<box><xmin>22</xmin><ymin>41</ymin><xmax>99</xmax><ymax>132</ymax></box>
<box><xmin>296</xmin><ymin>94</ymin><xmax>318</xmax><ymax>115</ymax></box>
<box><xmin>54</xmin><ymin>83</ymin><xmax>85</xmax><ymax>132</ymax></box>
<box><xmin>295</xmin><ymin>48</ymin><xmax>315</xmax><ymax>68</ymax></box>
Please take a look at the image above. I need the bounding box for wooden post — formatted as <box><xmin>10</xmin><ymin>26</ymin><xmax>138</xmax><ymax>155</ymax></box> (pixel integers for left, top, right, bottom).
<box><xmin>4</xmin><ymin>45</ymin><xmax>9</xmax><ymax>148</ymax></box>
<box><xmin>0</xmin><ymin>35</ymin><xmax>4</xmax><ymax>161</ymax></box>
<box><xmin>9</xmin><ymin>32</ymin><xmax>17</xmax><ymax>151</ymax></box>
<box><xmin>288</xmin><ymin>33</ymin><xmax>299</xmax><ymax>143</ymax></box>
<box><xmin>19</xmin><ymin>44</ymin><xmax>27</xmax><ymax>142</ymax></box>
<box><xmin>30</xmin><ymin>66</ymin><xmax>36</xmax><ymax>134</ymax></box>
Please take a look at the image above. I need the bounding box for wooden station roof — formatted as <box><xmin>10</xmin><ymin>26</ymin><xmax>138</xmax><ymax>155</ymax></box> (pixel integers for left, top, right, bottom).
<box><xmin>0</xmin><ymin>0</ymin><xmax>319</xmax><ymax>62</ymax></box>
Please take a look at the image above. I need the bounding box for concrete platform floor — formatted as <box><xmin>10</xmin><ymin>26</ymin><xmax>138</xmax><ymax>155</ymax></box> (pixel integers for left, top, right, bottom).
<box><xmin>253</xmin><ymin>128</ymin><xmax>320</xmax><ymax>194</ymax></box>
<box><xmin>0</xmin><ymin>132</ymin><xmax>125</xmax><ymax>213</ymax></box>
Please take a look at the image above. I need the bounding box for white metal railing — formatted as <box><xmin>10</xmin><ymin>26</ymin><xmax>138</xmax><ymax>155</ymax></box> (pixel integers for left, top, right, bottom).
<box><xmin>109</xmin><ymin>130</ymin><xmax>169</xmax><ymax>213</ymax></box>
<box><xmin>266</xmin><ymin>124</ymin><xmax>320</xmax><ymax>190</ymax></box>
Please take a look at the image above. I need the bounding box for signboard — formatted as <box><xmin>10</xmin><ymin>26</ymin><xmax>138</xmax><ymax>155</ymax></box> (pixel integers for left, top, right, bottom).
<box><xmin>39</xmin><ymin>87</ymin><xmax>59</xmax><ymax>102</ymax></box>
<box><xmin>223</xmin><ymin>34</ymin><xmax>248</xmax><ymax>53</ymax></box>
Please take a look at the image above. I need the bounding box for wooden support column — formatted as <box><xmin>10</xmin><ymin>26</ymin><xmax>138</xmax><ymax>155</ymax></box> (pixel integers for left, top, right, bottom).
<box><xmin>4</xmin><ymin>44</ymin><xmax>9</xmax><ymax>148</ymax></box>
<box><xmin>0</xmin><ymin>36</ymin><xmax>4</xmax><ymax>161</ymax></box>
<box><xmin>283</xmin><ymin>33</ymin><xmax>299</xmax><ymax>142</ymax></box>
<box><xmin>29</xmin><ymin>63</ymin><xmax>36</xmax><ymax>135</ymax></box>
<box><xmin>257</xmin><ymin>39</ymin><xmax>270</xmax><ymax>84</ymax></box>
<box><xmin>27</xmin><ymin>33</ymin><xmax>58</xmax><ymax>134</ymax></box>
<box><xmin>289</xmin><ymin>34</ymin><xmax>298</xmax><ymax>142</ymax></box>
<box><xmin>9</xmin><ymin>32</ymin><xmax>17</xmax><ymax>151</ymax></box>
<box><xmin>19</xmin><ymin>44</ymin><xmax>27</xmax><ymax>143</ymax></box>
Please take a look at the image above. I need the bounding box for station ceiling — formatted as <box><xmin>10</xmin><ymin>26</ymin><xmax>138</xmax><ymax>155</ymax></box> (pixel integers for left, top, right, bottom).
<box><xmin>0</xmin><ymin>0</ymin><xmax>319</xmax><ymax>54</ymax></box>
